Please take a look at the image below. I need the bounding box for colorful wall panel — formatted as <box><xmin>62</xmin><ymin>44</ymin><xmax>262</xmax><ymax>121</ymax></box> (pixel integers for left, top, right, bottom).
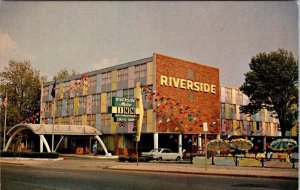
<box><xmin>220</xmin><ymin>86</ymin><xmax>225</xmax><ymax>103</ymax></box>
<box><xmin>101</xmin><ymin>93</ymin><xmax>107</xmax><ymax>113</ymax></box>
<box><xmin>74</xmin><ymin>96</ymin><xmax>79</xmax><ymax>116</ymax></box>
<box><xmin>96</xmin><ymin>114</ymin><xmax>101</xmax><ymax>131</ymax></box>
<box><xmin>225</xmin><ymin>104</ymin><xmax>230</xmax><ymax>119</ymax></box>
<box><xmin>146</xmin><ymin>109</ymin><xmax>154</xmax><ymax>133</ymax></box>
<box><xmin>147</xmin><ymin>62</ymin><xmax>153</xmax><ymax>85</ymax></box>
<box><xmin>62</xmin><ymin>99</ymin><xmax>67</xmax><ymax>117</ymax></box>
<box><xmin>86</xmin><ymin>95</ymin><xmax>92</xmax><ymax>114</ymax></box>
<box><xmin>128</xmin><ymin>66</ymin><xmax>135</xmax><ymax>88</ymax></box>
<box><xmin>59</xmin><ymin>83</ymin><xmax>64</xmax><ymax>99</ymax></box>
<box><xmin>96</xmin><ymin>74</ymin><xmax>102</xmax><ymax>93</ymax></box>
<box><xmin>82</xmin><ymin>115</ymin><xmax>87</xmax><ymax>126</ymax></box>
<box><xmin>58</xmin><ymin>117</ymin><xmax>62</xmax><ymax>125</ymax></box>
<box><xmin>111</xmin><ymin>70</ymin><xmax>117</xmax><ymax>91</ymax></box>
<box><xmin>232</xmin><ymin>89</ymin><xmax>236</xmax><ymax>105</ymax></box>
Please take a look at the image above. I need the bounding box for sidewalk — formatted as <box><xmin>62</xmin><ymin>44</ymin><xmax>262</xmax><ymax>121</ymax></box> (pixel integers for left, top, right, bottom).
<box><xmin>1</xmin><ymin>155</ymin><xmax>298</xmax><ymax>180</ymax></box>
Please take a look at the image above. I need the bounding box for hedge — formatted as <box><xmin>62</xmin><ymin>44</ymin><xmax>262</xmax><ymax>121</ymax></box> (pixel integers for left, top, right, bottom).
<box><xmin>118</xmin><ymin>156</ymin><xmax>152</xmax><ymax>162</ymax></box>
<box><xmin>1</xmin><ymin>151</ymin><xmax>59</xmax><ymax>158</ymax></box>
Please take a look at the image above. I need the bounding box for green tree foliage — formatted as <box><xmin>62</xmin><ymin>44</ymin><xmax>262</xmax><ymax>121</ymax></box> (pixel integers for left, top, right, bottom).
<box><xmin>240</xmin><ymin>49</ymin><xmax>298</xmax><ymax>137</ymax></box>
<box><xmin>54</xmin><ymin>68</ymin><xmax>78</xmax><ymax>81</ymax></box>
<box><xmin>0</xmin><ymin>60</ymin><xmax>46</xmax><ymax>127</ymax></box>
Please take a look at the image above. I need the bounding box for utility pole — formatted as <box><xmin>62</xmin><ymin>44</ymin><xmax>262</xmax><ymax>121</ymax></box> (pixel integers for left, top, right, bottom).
<box><xmin>3</xmin><ymin>92</ymin><xmax>7</xmax><ymax>151</ymax></box>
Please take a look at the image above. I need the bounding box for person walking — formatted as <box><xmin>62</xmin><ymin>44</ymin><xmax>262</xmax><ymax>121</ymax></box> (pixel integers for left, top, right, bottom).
<box><xmin>92</xmin><ymin>142</ymin><xmax>97</xmax><ymax>156</ymax></box>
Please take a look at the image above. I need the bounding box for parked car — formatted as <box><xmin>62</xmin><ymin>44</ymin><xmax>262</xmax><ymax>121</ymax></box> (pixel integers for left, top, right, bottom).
<box><xmin>141</xmin><ymin>148</ymin><xmax>184</xmax><ymax>161</ymax></box>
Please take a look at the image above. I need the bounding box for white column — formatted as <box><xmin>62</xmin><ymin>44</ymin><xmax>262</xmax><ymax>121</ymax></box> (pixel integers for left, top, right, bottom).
<box><xmin>40</xmin><ymin>135</ymin><xmax>44</xmax><ymax>153</ymax></box>
<box><xmin>178</xmin><ymin>134</ymin><xmax>182</xmax><ymax>154</ymax></box>
<box><xmin>40</xmin><ymin>135</ymin><xmax>51</xmax><ymax>153</ymax></box>
<box><xmin>198</xmin><ymin>134</ymin><xmax>202</xmax><ymax>152</ymax></box>
<box><xmin>95</xmin><ymin>135</ymin><xmax>111</xmax><ymax>156</ymax></box>
<box><xmin>154</xmin><ymin>133</ymin><xmax>159</xmax><ymax>152</ymax></box>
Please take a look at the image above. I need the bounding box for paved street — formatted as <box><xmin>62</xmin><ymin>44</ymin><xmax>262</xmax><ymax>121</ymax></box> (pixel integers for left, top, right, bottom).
<box><xmin>1</xmin><ymin>162</ymin><xmax>298</xmax><ymax>190</ymax></box>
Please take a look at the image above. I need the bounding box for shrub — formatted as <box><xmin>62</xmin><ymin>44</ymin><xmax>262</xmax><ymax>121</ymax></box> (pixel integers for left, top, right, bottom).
<box><xmin>0</xmin><ymin>151</ymin><xmax>59</xmax><ymax>158</ymax></box>
<box><xmin>118</xmin><ymin>156</ymin><xmax>127</xmax><ymax>162</ymax></box>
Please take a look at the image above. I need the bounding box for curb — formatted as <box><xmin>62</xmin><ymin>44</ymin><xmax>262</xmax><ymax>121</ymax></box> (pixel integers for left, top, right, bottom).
<box><xmin>1</xmin><ymin>157</ymin><xmax>64</xmax><ymax>161</ymax></box>
<box><xmin>105</xmin><ymin>167</ymin><xmax>298</xmax><ymax>180</ymax></box>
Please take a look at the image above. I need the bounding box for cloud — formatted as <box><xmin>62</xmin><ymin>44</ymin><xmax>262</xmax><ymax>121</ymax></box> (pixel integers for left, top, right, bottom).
<box><xmin>89</xmin><ymin>57</ymin><xmax>119</xmax><ymax>71</ymax></box>
<box><xmin>0</xmin><ymin>31</ymin><xmax>16</xmax><ymax>57</ymax></box>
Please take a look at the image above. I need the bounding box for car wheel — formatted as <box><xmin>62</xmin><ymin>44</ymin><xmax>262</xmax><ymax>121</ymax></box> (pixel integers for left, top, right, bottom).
<box><xmin>157</xmin><ymin>157</ymin><xmax>162</xmax><ymax>161</ymax></box>
<box><xmin>176</xmin><ymin>156</ymin><xmax>181</xmax><ymax>161</ymax></box>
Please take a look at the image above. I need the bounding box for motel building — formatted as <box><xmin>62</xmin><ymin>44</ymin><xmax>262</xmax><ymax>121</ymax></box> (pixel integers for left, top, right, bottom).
<box><xmin>26</xmin><ymin>53</ymin><xmax>296</xmax><ymax>156</ymax></box>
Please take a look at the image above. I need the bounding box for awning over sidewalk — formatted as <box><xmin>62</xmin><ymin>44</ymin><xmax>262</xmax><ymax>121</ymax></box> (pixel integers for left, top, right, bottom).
<box><xmin>4</xmin><ymin>123</ymin><xmax>110</xmax><ymax>156</ymax></box>
<box><xmin>7</xmin><ymin>124</ymin><xmax>102</xmax><ymax>136</ymax></box>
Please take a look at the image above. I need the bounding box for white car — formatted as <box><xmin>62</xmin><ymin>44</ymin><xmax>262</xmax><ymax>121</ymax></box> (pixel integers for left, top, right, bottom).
<box><xmin>141</xmin><ymin>148</ymin><xmax>184</xmax><ymax>161</ymax></box>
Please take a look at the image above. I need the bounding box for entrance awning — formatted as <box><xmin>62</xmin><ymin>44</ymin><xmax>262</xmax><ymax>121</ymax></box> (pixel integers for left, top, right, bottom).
<box><xmin>4</xmin><ymin>123</ymin><xmax>110</xmax><ymax>155</ymax></box>
<box><xmin>7</xmin><ymin>124</ymin><xmax>102</xmax><ymax>136</ymax></box>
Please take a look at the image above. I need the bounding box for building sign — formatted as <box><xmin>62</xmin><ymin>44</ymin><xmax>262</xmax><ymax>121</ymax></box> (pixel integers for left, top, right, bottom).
<box><xmin>160</xmin><ymin>75</ymin><xmax>216</xmax><ymax>94</ymax></box>
<box><xmin>112</xmin><ymin>97</ymin><xmax>136</xmax><ymax>108</ymax></box>
<box><xmin>108</xmin><ymin>97</ymin><xmax>137</xmax><ymax>122</ymax></box>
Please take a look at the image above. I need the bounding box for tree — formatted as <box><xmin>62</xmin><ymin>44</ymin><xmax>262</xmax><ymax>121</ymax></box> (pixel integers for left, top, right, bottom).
<box><xmin>240</xmin><ymin>49</ymin><xmax>298</xmax><ymax>137</ymax></box>
<box><xmin>53</xmin><ymin>68</ymin><xmax>78</xmax><ymax>81</ymax></box>
<box><xmin>0</xmin><ymin>60</ymin><xmax>46</xmax><ymax>127</ymax></box>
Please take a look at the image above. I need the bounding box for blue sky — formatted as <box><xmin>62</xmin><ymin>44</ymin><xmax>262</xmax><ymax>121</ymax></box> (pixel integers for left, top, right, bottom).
<box><xmin>0</xmin><ymin>1</ymin><xmax>298</xmax><ymax>86</ymax></box>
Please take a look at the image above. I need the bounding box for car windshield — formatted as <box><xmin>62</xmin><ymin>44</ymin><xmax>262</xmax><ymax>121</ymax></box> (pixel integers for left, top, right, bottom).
<box><xmin>150</xmin><ymin>148</ymin><xmax>162</xmax><ymax>152</ymax></box>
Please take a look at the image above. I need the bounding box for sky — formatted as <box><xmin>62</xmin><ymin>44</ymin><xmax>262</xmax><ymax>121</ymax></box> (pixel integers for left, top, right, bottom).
<box><xmin>0</xmin><ymin>1</ymin><xmax>298</xmax><ymax>87</ymax></box>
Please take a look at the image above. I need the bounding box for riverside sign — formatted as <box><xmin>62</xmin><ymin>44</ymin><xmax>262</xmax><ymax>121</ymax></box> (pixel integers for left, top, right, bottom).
<box><xmin>160</xmin><ymin>75</ymin><xmax>217</xmax><ymax>94</ymax></box>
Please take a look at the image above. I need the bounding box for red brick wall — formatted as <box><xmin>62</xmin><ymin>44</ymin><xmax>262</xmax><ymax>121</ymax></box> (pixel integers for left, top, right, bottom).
<box><xmin>154</xmin><ymin>53</ymin><xmax>220</xmax><ymax>134</ymax></box>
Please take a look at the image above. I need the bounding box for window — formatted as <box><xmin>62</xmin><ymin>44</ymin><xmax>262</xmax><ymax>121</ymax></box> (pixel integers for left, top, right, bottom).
<box><xmin>135</xmin><ymin>64</ymin><xmax>147</xmax><ymax>79</ymax></box>
<box><xmin>256</xmin><ymin>122</ymin><xmax>260</xmax><ymax>130</ymax></box>
<box><xmin>123</xmin><ymin>68</ymin><xmax>128</xmax><ymax>81</ymax></box>
<box><xmin>105</xmin><ymin>114</ymin><xmax>111</xmax><ymax>127</ymax></box>
<box><xmin>102</xmin><ymin>73</ymin><xmax>107</xmax><ymax>85</ymax></box>
<box><xmin>107</xmin><ymin>72</ymin><xmax>112</xmax><ymax>84</ymax></box>
<box><xmin>140</xmin><ymin>64</ymin><xmax>147</xmax><ymax>77</ymax></box>
<box><xmin>247</xmin><ymin>121</ymin><xmax>253</xmax><ymax>129</ymax></box>
<box><xmin>123</xmin><ymin>88</ymin><xmax>134</xmax><ymax>98</ymax></box>
<box><xmin>135</xmin><ymin>65</ymin><xmax>141</xmax><ymax>78</ymax></box>
<box><xmin>107</xmin><ymin>92</ymin><xmax>112</xmax><ymax>106</ymax></box>
<box><xmin>128</xmin><ymin>88</ymin><xmax>134</xmax><ymax>98</ymax></box>
<box><xmin>87</xmin><ymin>114</ymin><xmax>96</xmax><ymax>127</ymax></box>
<box><xmin>221</xmin><ymin>103</ymin><xmax>225</xmax><ymax>114</ymax></box>
<box><xmin>225</xmin><ymin>88</ymin><xmax>232</xmax><ymax>97</ymax></box>
<box><xmin>67</xmin><ymin>98</ymin><xmax>74</xmax><ymax>110</ymax></box>
<box><xmin>80</xmin><ymin>96</ymin><xmax>87</xmax><ymax>109</ymax></box>
<box><xmin>229</xmin><ymin>104</ymin><xmax>236</xmax><ymax>115</ymax></box>
<box><xmin>237</xmin><ymin>90</ymin><xmax>243</xmax><ymax>100</ymax></box>
<box><xmin>96</xmin><ymin>94</ymin><xmax>101</xmax><ymax>106</ymax></box>
<box><xmin>101</xmin><ymin>114</ymin><xmax>105</xmax><ymax>127</ymax></box>
<box><xmin>117</xmin><ymin>68</ymin><xmax>128</xmax><ymax>82</ymax></box>
<box><xmin>102</xmin><ymin>72</ymin><xmax>111</xmax><ymax>85</ymax></box>
<box><xmin>92</xmin><ymin>95</ymin><xmax>97</xmax><ymax>107</ymax></box>
<box><xmin>89</xmin><ymin>76</ymin><xmax>97</xmax><ymax>88</ymax></box>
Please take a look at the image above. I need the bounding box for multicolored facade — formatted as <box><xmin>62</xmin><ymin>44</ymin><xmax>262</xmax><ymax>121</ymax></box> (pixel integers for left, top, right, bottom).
<box><xmin>40</xmin><ymin>53</ymin><xmax>288</xmax><ymax>155</ymax></box>
<box><xmin>220</xmin><ymin>85</ymin><xmax>280</xmax><ymax>137</ymax></box>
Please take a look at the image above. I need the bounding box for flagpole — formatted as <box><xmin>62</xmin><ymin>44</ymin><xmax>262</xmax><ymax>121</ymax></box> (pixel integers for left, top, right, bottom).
<box><xmin>3</xmin><ymin>92</ymin><xmax>7</xmax><ymax>151</ymax></box>
<box><xmin>52</xmin><ymin>108</ymin><xmax>55</xmax><ymax>152</ymax></box>
<box><xmin>40</xmin><ymin>80</ymin><xmax>43</xmax><ymax>124</ymax></box>
<box><xmin>51</xmin><ymin>80</ymin><xmax>56</xmax><ymax>153</ymax></box>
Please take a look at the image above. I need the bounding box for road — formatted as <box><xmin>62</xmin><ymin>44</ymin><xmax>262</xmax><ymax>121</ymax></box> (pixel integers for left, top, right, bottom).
<box><xmin>1</xmin><ymin>164</ymin><xmax>297</xmax><ymax>190</ymax></box>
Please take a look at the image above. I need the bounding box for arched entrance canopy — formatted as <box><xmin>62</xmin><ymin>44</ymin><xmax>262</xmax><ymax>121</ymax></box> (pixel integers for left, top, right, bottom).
<box><xmin>7</xmin><ymin>124</ymin><xmax>102</xmax><ymax>136</ymax></box>
<box><xmin>4</xmin><ymin>124</ymin><xmax>111</xmax><ymax>156</ymax></box>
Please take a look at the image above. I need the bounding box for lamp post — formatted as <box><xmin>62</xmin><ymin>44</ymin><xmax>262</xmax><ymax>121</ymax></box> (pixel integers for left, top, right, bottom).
<box><xmin>203</xmin><ymin>122</ymin><xmax>208</xmax><ymax>171</ymax></box>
